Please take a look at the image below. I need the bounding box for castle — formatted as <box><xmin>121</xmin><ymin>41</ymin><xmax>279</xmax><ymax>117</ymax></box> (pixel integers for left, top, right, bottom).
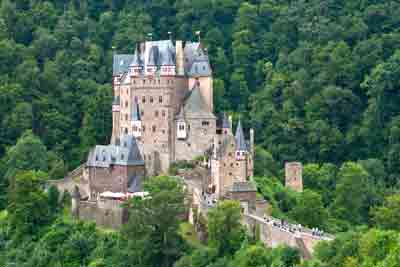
<box><xmin>108</xmin><ymin>38</ymin><xmax>254</xmax><ymax>194</ymax></box>
<box><xmin>51</xmin><ymin>38</ymin><xmax>331</xmax><ymax>256</ymax></box>
<box><xmin>56</xmin><ymin>38</ymin><xmax>255</xmax><ymax>223</ymax></box>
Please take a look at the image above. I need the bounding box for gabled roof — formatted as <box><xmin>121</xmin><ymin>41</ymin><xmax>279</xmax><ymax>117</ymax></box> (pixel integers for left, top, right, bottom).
<box><xmin>86</xmin><ymin>135</ymin><xmax>144</xmax><ymax>167</ymax></box>
<box><xmin>113</xmin><ymin>54</ymin><xmax>134</xmax><ymax>76</ymax></box>
<box><xmin>235</xmin><ymin>120</ymin><xmax>247</xmax><ymax>151</ymax></box>
<box><xmin>183</xmin><ymin>84</ymin><xmax>216</xmax><ymax>119</ymax></box>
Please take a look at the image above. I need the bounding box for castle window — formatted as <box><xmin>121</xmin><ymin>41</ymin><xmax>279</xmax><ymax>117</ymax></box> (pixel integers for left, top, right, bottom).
<box><xmin>158</xmin><ymin>79</ymin><xmax>160</xmax><ymax>84</ymax></box>
<box><xmin>143</xmin><ymin>80</ymin><xmax>146</xmax><ymax>84</ymax></box>
<box><xmin>241</xmin><ymin>152</ymin><xmax>245</xmax><ymax>156</ymax></box>
<box><xmin>162</xmin><ymin>130</ymin><xmax>165</xmax><ymax>134</ymax></box>
<box><xmin>202</xmin><ymin>121</ymin><xmax>209</xmax><ymax>126</ymax></box>
<box><xmin>179</xmin><ymin>124</ymin><xmax>185</xmax><ymax>130</ymax></box>
<box><xmin>103</xmin><ymin>156</ymin><xmax>106</xmax><ymax>161</ymax></box>
<box><xmin>229</xmin><ymin>172</ymin><xmax>232</xmax><ymax>176</ymax></box>
<box><xmin>96</xmin><ymin>155</ymin><xmax>99</xmax><ymax>161</ymax></box>
<box><xmin>125</xmin><ymin>128</ymin><xmax>128</xmax><ymax>134</ymax></box>
<box><xmin>150</xmin><ymin>96</ymin><xmax>154</xmax><ymax>103</ymax></box>
<box><xmin>134</xmin><ymin>96</ymin><xmax>138</xmax><ymax>102</ymax></box>
<box><xmin>121</xmin><ymin>154</ymin><xmax>124</xmax><ymax>160</ymax></box>
<box><xmin>125</xmin><ymin>114</ymin><xmax>128</xmax><ymax>121</ymax></box>
<box><xmin>236</xmin><ymin>152</ymin><xmax>240</xmax><ymax>157</ymax></box>
<box><xmin>155</xmin><ymin>110</ymin><xmax>159</xmax><ymax>117</ymax></box>
<box><xmin>133</xmin><ymin>126</ymin><xmax>138</xmax><ymax>131</ymax></box>
<box><xmin>187</xmin><ymin>143</ymin><xmax>191</xmax><ymax>147</ymax></box>
<box><xmin>228</xmin><ymin>152</ymin><xmax>232</xmax><ymax>157</ymax></box>
<box><xmin>236</xmin><ymin>163</ymin><xmax>239</xmax><ymax>166</ymax></box>
<box><xmin>162</xmin><ymin>110</ymin><xmax>166</xmax><ymax>117</ymax></box>
<box><xmin>123</xmin><ymin>142</ymin><xmax>127</xmax><ymax>147</ymax></box>
<box><xmin>152</xmin><ymin>125</ymin><xmax>156</xmax><ymax>132</ymax></box>
<box><xmin>125</xmin><ymin>101</ymin><xmax>128</xmax><ymax>107</ymax></box>
<box><xmin>159</xmin><ymin>96</ymin><xmax>162</xmax><ymax>103</ymax></box>
<box><xmin>142</xmin><ymin>125</ymin><xmax>146</xmax><ymax>132</ymax></box>
<box><xmin>230</xmin><ymin>163</ymin><xmax>234</xmax><ymax>167</ymax></box>
<box><xmin>142</xmin><ymin>96</ymin><xmax>146</xmax><ymax>103</ymax></box>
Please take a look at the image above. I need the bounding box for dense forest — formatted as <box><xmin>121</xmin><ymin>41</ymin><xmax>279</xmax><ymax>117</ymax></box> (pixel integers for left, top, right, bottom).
<box><xmin>1</xmin><ymin>0</ymin><xmax>400</xmax><ymax>266</ymax></box>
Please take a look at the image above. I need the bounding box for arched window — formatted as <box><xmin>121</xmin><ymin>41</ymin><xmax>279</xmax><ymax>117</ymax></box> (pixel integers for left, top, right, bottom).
<box><xmin>152</xmin><ymin>125</ymin><xmax>156</xmax><ymax>132</ymax></box>
<box><xmin>142</xmin><ymin>96</ymin><xmax>146</xmax><ymax>103</ymax></box>
<box><xmin>159</xmin><ymin>96</ymin><xmax>163</xmax><ymax>103</ymax></box>
<box><xmin>150</xmin><ymin>96</ymin><xmax>154</xmax><ymax>103</ymax></box>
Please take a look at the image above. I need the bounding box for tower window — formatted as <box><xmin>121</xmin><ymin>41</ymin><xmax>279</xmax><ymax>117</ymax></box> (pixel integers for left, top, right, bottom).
<box><xmin>125</xmin><ymin>128</ymin><xmax>128</xmax><ymax>134</ymax></box>
<box><xmin>142</xmin><ymin>96</ymin><xmax>146</xmax><ymax>103</ymax></box>
<box><xmin>202</xmin><ymin>121</ymin><xmax>209</xmax><ymax>126</ymax></box>
<box><xmin>179</xmin><ymin>124</ymin><xmax>185</xmax><ymax>130</ymax></box>
<box><xmin>159</xmin><ymin>96</ymin><xmax>163</xmax><ymax>103</ymax></box>
<box><xmin>150</xmin><ymin>96</ymin><xmax>153</xmax><ymax>103</ymax></box>
<box><xmin>236</xmin><ymin>152</ymin><xmax>240</xmax><ymax>157</ymax></box>
<box><xmin>162</xmin><ymin>110</ymin><xmax>166</xmax><ymax>117</ymax></box>
<box><xmin>125</xmin><ymin>101</ymin><xmax>128</xmax><ymax>107</ymax></box>
<box><xmin>152</xmin><ymin>126</ymin><xmax>156</xmax><ymax>132</ymax></box>
<box><xmin>142</xmin><ymin>125</ymin><xmax>146</xmax><ymax>132</ymax></box>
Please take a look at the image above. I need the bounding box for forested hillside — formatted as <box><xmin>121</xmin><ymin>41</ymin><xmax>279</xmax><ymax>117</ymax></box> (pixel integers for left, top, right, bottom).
<box><xmin>1</xmin><ymin>0</ymin><xmax>400</xmax><ymax>266</ymax></box>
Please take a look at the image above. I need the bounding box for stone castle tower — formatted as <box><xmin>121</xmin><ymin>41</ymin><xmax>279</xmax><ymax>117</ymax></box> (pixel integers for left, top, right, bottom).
<box><xmin>285</xmin><ymin>162</ymin><xmax>303</xmax><ymax>192</ymax></box>
<box><xmin>111</xmin><ymin>40</ymin><xmax>214</xmax><ymax>175</ymax></box>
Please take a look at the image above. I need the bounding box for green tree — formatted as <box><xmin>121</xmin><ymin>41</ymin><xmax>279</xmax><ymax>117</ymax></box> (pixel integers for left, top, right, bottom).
<box><xmin>207</xmin><ymin>200</ymin><xmax>245</xmax><ymax>256</ymax></box>
<box><xmin>290</xmin><ymin>189</ymin><xmax>327</xmax><ymax>229</ymax></box>
<box><xmin>371</xmin><ymin>194</ymin><xmax>400</xmax><ymax>231</ymax></box>
<box><xmin>8</xmin><ymin>170</ymin><xmax>49</xmax><ymax>237</ymax></box>
<box><xmin>122</xmin><ymin>176</ymin><xmax>186</xmax><ymax>267</ymax></box>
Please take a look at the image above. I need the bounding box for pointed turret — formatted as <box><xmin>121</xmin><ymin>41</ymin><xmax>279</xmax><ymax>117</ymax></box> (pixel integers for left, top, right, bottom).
<box><xmin>235</xmin><ymin>119</ymin><xmax>247</xmax><ymax>161</ymax></box>
<box><xmin>221</xmin><ymin>113</ymin><xmax>231</xmax><ymax>135</ymax></box>
<box><xmin>131</xmin><ymin>100</ymin><xmax>142</xmax><ymax>138</ymax></box>
<box><xmin>130</xmin><ymin>46</ymin><xmax>143</xmax><ymax>76</ymax></box>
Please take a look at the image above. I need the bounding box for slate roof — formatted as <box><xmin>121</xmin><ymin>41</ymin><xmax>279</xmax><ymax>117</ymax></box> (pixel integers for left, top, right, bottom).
<box><xmin>132</xmin><ymin>100</ymin><xmax>141</xmax><ymax>121</ymax></box>
<box><xmin>188</xmin><ymin>54</ymin><xmax>212</xmax><ymax>76</ymax></box>
<box><xmin>112</xmin><ymin>96</ymin><xmax>120</xmax><ymax>105</ymax></box>
<box><xmin>113</xmin><ymin>54</ymin><xmax>134</xmax><ymax>76</ymax></box>
<box><xmin>235</xmin><ymin>120</ymin><xmax>247</xmax><ymax>151</ymax></box>
<box><xmin>86</xmin><ymin>135</ymin><xmax>144</xmax><ymax>167</ymax></box>
<box><xmin>182</xmin><ymin>84</ymin><xmax>216</xmax><ymax>119</ymax></box>
<box><xmin>222</xmin><ymin>113</ymin><xmax>230</xmax><ymax>128</ymax></box>
<box><xmin>229</xmin><ymin>181</ymin><xmax>257</xmax><ymax>192</ymax></box>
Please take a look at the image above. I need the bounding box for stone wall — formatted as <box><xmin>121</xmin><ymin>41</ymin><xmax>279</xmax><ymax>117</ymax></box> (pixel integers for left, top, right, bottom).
<box><xmin>175</xmin><ymin>118</ymin><xmax>216</xmax><ymax>161</ymax></box>
<box><xmin>79</xmin><ymin>199</ymin><xmax>127</xmax><ymax>229</ymax></box>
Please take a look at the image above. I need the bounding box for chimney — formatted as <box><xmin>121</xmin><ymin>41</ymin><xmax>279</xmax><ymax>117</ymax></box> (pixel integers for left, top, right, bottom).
<box><xmin>176</xmin><ymin>40</ymin><xmax>184</xmax><ymax>76</ymax></box>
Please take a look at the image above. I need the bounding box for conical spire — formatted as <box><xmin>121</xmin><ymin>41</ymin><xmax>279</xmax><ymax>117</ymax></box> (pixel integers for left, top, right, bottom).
<box><xmin>132</xmin><ymin>99</ymin><xmax>141</xmax><ymax>121</ymax></box>
<box><xmin>235</xmin><ymin>119</ymin><xmax>247</xmax><ymax>151</ymax></box>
